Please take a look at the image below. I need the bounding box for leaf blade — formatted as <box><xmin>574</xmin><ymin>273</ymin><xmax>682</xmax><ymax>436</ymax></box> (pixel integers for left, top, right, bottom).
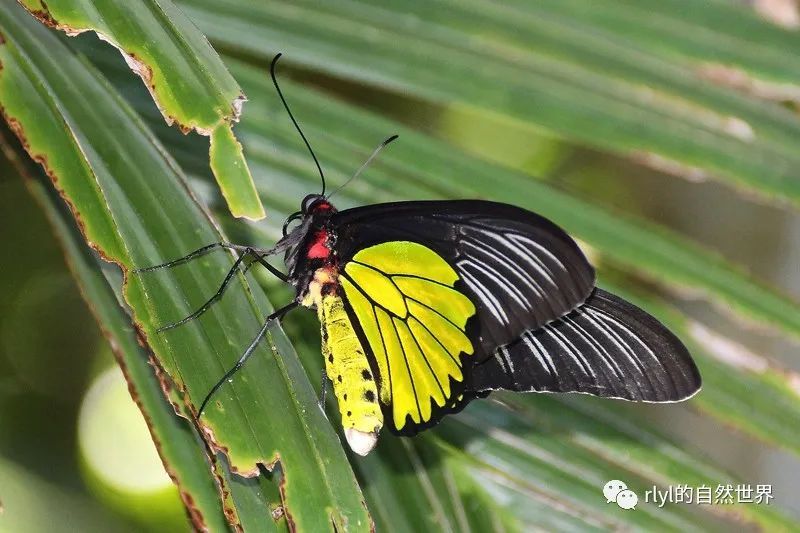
<box><xmin>180</xmin><ymin>0</ymin><xmax>800</xmax><ymax>206</ymax></box>
<box><xmin>20</xmin><ymin>168</ymin><xmax>231</xmax><ymax>532</ymax></box>
<box><xmin>0</xmin><ymin>5</ymin><xmax>369</xmax><ymax>531</ymax></box>
<box><xmin>18</xmin><ymin>0</ymin><xmax>264</xmax><ymax>219</ymax></box>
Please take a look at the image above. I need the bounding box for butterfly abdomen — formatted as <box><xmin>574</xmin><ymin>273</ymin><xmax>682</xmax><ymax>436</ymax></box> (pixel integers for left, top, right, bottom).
<box><xmin>319</xmin><ymin>293</ymin><xmax>383</xmax><ymax>455</ymax></box>
<box><xmin>301</xmin><ymin>266</ymin><xmax>383</xmax><ymax>455</ymax></box>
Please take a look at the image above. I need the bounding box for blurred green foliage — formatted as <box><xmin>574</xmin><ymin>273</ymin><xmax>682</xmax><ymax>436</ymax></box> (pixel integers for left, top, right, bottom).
<box><xmin>0</xmin><ymin>153</ymin><xmax>138</xmax><ymax>531</ymax></box>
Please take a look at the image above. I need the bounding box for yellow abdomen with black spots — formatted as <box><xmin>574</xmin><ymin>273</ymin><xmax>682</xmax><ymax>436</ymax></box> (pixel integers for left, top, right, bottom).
<box><xmin>302</xmin><ymin>270</ymin><xmax>383</xmax><ymax>455</ymax></box>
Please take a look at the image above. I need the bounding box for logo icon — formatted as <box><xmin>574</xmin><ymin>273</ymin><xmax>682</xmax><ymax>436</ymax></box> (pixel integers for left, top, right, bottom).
<box><xmin>616</xmin><ymin>489</ymin><xmax>638</xmax><ymax>510</ymax></box>
<box><xmin>603</xmin><ymin>480</ymin><xmax>638</xmax><ymax>510</ymax></box>
<box><xmin>603</xmin><ymin>480</ymin><xmax>628</xmax><ymax>503</ymax></box>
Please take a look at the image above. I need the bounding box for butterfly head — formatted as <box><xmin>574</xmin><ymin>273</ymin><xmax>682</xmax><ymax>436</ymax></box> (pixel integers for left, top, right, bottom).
<box><xmin>281</xmin><ymin>195</ymin><xmax>336</xmax><ymax>238</ymax></box>
<box><xmin>301</xmin><ymin>193</ymin><xmax>336</xmax><ymax>215</ymax></box>
<box><xmin>279</xmin><ymin>194</ymin><xmax>339</xmax><ymax>285</ymax></box>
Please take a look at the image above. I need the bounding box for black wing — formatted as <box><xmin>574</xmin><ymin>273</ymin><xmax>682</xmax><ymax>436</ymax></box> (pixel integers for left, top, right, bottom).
<box><xmin>470</xmin><ymin>289</ymin><xmax>701</xmax><ymax>401</ymax></box>
<box><xmin>332</xmin><ymin>200</ymin><xmax>595</xmax><ymax>354</ymax></box>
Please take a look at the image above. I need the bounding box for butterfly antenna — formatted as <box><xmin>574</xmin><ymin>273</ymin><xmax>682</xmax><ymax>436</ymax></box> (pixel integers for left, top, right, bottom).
<box><xmin>270</xmin><ymin>53</ymin><xmax>326</xmax><ymax>195</ymax></box>
<box><xmin>328</xmin><ymin>134</ymin><xmax>398</xmax><ymax>200</ymax></box>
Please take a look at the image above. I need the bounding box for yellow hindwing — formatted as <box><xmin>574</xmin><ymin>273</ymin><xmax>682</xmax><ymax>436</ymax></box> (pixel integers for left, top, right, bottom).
<box><xmin>341</xmin><ymin>241</ymin><xmax>476</xmax><ymax>431</ymax></box>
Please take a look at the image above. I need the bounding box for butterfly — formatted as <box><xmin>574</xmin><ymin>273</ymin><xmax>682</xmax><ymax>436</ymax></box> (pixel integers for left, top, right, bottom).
<box><xmin>138</xmin><ymin>54</ymin><xmax>701</xmax><ymax>456</ymax></box>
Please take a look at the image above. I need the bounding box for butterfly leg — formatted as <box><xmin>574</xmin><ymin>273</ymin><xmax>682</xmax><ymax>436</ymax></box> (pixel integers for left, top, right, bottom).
<box><xmin>157</xmin><ymin>251</ymin><xmax>249</xmax><ymax>332</ymax></box>
<box><xmin>157</xmin><ymin>248</ymin><xmax>288</xmax><ymax>332</ymax></box>
<box><xmin>198</xmin><ymin>301</ymin><xmax>298</xmax><ymax>416</ymax></box>
<box><xmin>247</xmin><ymin>252</ymin><xmax>289</xmax><ymax>282</ymax></box>
<box><xmin>133</xmin><ymin>242</ymin><xmax>250</xmax><ymax>272</ymax></box>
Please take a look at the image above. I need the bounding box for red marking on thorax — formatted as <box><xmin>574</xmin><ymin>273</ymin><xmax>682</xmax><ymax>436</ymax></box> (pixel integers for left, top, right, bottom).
<box><xmin>307</xmin><ymin>229</ymin><xmax>332</xmax><ymax>260</ymax></box>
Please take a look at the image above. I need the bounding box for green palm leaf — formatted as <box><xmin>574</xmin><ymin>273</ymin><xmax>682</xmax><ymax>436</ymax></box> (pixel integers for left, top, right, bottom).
<box><xmin>0</xmin><ymin>4</ymin><xmax>367</xmax><ymax>530</ymax></box>
<box><xmin>17</xmin><ymin>0</ymin><xmax>264</xmax><ymax>219</ymax></box>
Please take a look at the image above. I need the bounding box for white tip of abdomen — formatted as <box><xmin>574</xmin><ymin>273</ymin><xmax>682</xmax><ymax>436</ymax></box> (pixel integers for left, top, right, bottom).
<box><xmin>345</xmin><ymin>428</ymin><xmax>378</xmax><ymax>456</ymax></box>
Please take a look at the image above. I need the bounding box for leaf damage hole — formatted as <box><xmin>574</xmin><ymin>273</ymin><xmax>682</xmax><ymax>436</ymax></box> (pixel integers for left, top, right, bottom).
<box><xmin>271</xmin><ymin>505</ymin><xmax>285</xmax><ymax>521</ymax></box>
